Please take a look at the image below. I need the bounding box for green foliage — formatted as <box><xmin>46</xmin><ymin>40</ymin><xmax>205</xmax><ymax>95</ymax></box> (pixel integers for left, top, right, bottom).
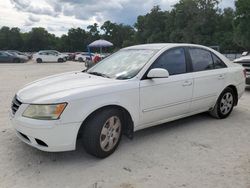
<box><xmin>234</xmin><ymin>0</ymin><xmax>250</xmax><ymax>50</ymax></box>
<box><xmin>0</xmin><ymin>0</ymin><xmax>249</xmax><ymax>52</ymax></box>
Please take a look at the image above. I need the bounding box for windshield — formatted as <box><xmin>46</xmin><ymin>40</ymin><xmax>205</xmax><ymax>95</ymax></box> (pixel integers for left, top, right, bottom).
<box><xmin>87</xmin><ymin>49</ymin><xmax>157</xmax><ymax>79</ymax></box>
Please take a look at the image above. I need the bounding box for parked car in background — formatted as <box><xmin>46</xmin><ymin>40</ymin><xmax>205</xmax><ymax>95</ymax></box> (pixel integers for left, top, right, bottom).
<box><xmin>64</xmin><ymin>52</ymin><xmax>75</xmax><ymax>61</ymax></box>
<box><xmin>7</xmin><ymin>50</ymin><xmax>29</xmax><ymax>62</ymax></box>
<box><xmin>48</xmin><ymin>50</ymin><xmax>68</xmax><ymax>61</ymax></box>
<box><xmin>0</xmin><ymin>51</ymin><xmax>27</xmax><ymax>63</ymax></box>
<box><xmin>75</xmin><ymin>52</ymin><xmax>94</xmax><ymax>62</ymax></box>
<box><xmin>10</xmin><ymin>43</ymin><xmax>245</xmax><ymax>158</ymax></box>
<box><xmin>234</xmin><ymin>52</ymin><xmax>250</xmax><ymax>85</ymax></box>
<box><xmin>33</xmin><ymin>50</ymin><xmax>67</xmax><ymax>63</ymax></box>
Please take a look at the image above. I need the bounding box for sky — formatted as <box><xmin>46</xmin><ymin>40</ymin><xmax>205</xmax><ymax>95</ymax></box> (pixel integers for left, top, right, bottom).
<box><xmin>0</xmin><ymin>0</ymin><xmax>235</xmax><ymax>36</ymax></box>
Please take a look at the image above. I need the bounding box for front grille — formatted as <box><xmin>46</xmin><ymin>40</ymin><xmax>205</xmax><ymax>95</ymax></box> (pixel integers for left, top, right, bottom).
<box><xmin>11</xmin><ymin>95</ymin><xmax>22</xmax><ymax>115</ymax></box>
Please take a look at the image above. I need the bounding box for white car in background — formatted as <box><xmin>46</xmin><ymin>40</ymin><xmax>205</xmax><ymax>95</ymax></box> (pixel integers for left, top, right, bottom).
<box><xmin>10</xmin><ymin>43</ymin><xmax>245</xmax><ymax>158</ymax></box>
<box><xmin>33</xmin><ymin>50</ymin><xmax>67</xmax><ymax>63</ymax></box>
<box><xmin>75</xmin><ymin>52</ymin><xmax>94</xmax><ymax>62</ymax></box>
<box><xmin>234</xmin><ymin>52</ymin><xmax>250</xmax><ymax>85</ymax></box>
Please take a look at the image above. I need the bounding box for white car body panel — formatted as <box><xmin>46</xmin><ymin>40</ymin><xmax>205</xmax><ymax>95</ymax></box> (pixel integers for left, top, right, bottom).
<box><xmin>33</xmin><ymin>51</ymin><xmax>65</xmax><ymax>62</ymax></box>
<box><xmin>10</xmin><ymin>43</ymin><xmax>245</xmax><ymax>152</ymax></box>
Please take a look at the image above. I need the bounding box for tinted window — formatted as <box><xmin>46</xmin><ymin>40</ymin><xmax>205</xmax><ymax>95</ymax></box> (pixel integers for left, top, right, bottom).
<box><xmin>49</xmin><ymin>52</ymin><xmax>57</xmax><ymax>55</ymax></box>
<box><xmin>189</xmin><ymin>48</ymin><xmax>213</xmax><ymax>72</ymax></box>
<box><xmin>212</xmin><ymin>54</ymin><xmax>227</xmax><ymax>69</ymax></box>
<box><xmin>0</xmin><ymin>52</ymin><xmax>7</xmax><ymax>56</ymax></box>
<box><xmin>151</xmin><ymin>48</ymin><xmax>186</xmax><ymax>75</ymax></box>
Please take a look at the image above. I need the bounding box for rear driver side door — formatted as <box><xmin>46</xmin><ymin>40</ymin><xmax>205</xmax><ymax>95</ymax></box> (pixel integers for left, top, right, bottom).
<box><xmin>188</xmin><ymin>48</ymin><xmax>227</xmax><ymax>112</ymax></box>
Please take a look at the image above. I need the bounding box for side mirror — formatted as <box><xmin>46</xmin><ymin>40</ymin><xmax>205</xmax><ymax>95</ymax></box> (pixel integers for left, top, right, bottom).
<box><xmin>147</xmin><ymin>68</ymin><xmax>169</xmax><ymax>79</ymax></box>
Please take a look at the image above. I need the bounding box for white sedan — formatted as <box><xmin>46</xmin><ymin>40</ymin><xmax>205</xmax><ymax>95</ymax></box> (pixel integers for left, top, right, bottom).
<box><xmin>10</xmin><ymin>43</ymin><xmax>245</xmax><ymax>158</ymax></box>
<box><xmin>33</xmin><ymin>50</ymin><xmax>67</xmax><ymax>63</ymax></box>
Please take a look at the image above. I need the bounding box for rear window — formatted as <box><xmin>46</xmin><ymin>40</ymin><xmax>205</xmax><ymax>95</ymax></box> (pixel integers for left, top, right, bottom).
<box><xmin>189</xmin><ymin>48</ymin><xmax>214</xmax><ymax>72</ymax></box>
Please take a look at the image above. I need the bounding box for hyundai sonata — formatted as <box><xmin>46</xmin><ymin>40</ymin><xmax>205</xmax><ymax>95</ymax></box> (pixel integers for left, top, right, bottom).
<box><xmin>10</xmin><ymin>44</ymin><xmax>246</xmax><ymax>158</ymax></box>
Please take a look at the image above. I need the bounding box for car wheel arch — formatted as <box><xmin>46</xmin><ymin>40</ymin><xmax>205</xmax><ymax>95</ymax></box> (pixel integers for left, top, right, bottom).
<box><xmin>225</xmin><ymin>85</ymin><xmax>238</xmax><ymax>106</ymax></box>
<box><xmin>77</xmin><ymin>105</ymin><xmax>134</xmax><ymax>143</ymax></box>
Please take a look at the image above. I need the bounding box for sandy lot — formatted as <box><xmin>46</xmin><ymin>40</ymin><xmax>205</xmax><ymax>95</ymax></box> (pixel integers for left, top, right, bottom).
<box><xmin>0</xmin><ymin>61</ymin><xmax>250</xmax><ymax>188</ymax></box>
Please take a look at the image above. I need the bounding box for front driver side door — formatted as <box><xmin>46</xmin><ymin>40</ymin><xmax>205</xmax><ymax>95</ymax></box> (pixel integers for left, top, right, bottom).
<box><xmin>139</xmin><ymin>47</ymin><xmax>193</xmax><ymax>128</ymax></box>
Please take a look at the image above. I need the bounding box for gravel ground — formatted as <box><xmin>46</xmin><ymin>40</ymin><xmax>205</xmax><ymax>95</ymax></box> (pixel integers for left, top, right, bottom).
<box><xmin>0</xmin><ymin>61</ymin><xmax>250</xmax><ymax>188</ymax></box>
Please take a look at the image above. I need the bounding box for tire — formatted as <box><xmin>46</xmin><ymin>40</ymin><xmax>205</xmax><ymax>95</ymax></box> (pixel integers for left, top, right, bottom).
<box><xmin>13</xmin><ymin>58</ymin><xmax>20</xmax><ymax>63</ymax></box>
<box><xmin>36</xmin><ymin>58</ymin><xmax>42</xmax><ymax>63</ymax></box>
<box><xmin>210</xmin><ymin>87</ymin><xmax>235</xmax><ymax>119</ymax></box>
<box><xmin>82</xmin><ymin>108</ymin><xmax>123</xmax><ymax>158</ymax></box>
<box><xmin>57</xmin><ymin>58</ymin><xmax>63</xmax><ymax>63</ymax></box>
<box><xmin>78</xmin><ymin>57</ymin><xmax>83</xmax><ymax>62</ymax></box>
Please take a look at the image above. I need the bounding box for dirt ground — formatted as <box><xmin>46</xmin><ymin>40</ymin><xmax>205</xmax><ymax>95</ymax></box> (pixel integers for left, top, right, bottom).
<box><xmin>0</xmin><ymin>61</ymin><xmax>250</xmax><ymax>188</ymax></box>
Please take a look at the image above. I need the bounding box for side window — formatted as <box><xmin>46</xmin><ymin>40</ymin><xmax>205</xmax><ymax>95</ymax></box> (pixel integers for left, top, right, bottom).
<box><xmin>189</xmin><ymin>48</ymin><xmax>213</xmax><ymax>72</ymax></box>
<box><xmin>212</xmin><ymin>54</ymin><xmax>227</xmax><ymax>69</ymax></box>
<box><xmin>0</xmin><ymin>52</ymin><xmax>8</xmax><ymax>56</ymax></box>
<box><xmin>151</xmin><ymin>48</ymin><xmax>187</xmax><ymax>75</ymax></box>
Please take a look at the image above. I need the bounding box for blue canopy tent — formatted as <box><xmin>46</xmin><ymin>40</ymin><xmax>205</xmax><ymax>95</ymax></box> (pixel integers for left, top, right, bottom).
<box><xmin>87</xmin><ymin>39</ymin><xmax>113</xmax><ymax>60</ymax></box>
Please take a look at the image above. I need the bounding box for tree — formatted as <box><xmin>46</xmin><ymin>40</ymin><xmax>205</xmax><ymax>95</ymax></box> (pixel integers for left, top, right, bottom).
<box><xmin>0</xmin><ymin>0</ymin><xmax>249</xmax><ymax>53</ymax></box>
<box><xmin>134</xmin><ymin>6</ymin><xmax>167</xmax><ymax>43</ymax></box>
<box><xmin>25</xmin><ymin>27</ymin><xmax>55</xmax><ymax>51</ymax></box>
<box><xmin>0</xmin><ymin>26</ymin><xmax>11</xmax><ymax>50</ymax></box>
<box><xmin>234</xmin><ymin>0</ymin><xmax>250</xmax><ymax>50</ymax></box>
<box><xmin>67</xmin><ymin>28</ymin><xmax>88</xmax><ymax>52</ymax></box>
<box><xmin>87</xmin><ymin>23</ymin><xmax>100</xmax><ymax>41</ymax></box>
<box><xmin>213</xmin><ymin>8</ymin><xmax>238</xmax><ymax>52</ymax></box>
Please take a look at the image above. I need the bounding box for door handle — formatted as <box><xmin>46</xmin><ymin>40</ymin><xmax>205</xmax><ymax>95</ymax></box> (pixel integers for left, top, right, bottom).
<box><xmin>182</xmin><ymin>81</ymin><xmax>192</xmax><ymax>86</ymax></box>
<box><xmin>218</xmin><ymin>74</ymin><xmax>225</xmax><ymax>80</ymax></box>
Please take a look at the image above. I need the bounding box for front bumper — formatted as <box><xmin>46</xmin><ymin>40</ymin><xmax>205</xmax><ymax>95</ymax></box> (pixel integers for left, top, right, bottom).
<box><xmin>10</xmin><ymin>107</ymin><xmax>81</xmax><ymax>152</ymax></box>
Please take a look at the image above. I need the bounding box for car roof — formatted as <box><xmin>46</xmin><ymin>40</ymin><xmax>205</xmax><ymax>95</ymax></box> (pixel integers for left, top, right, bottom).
<box><xmin>39</xmin><ymin>50</ymin><xmax>59</xmax><ymax>52</ymax></box>
<box><xmin>123</xmin><ymin>43</ymin><xmax>213</xmax><ymax>50</ymax></box>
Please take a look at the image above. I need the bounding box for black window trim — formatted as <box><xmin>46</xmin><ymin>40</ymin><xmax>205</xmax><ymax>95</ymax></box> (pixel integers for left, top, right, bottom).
<box><xmin>211</xmin><ymin>52</ymin><xmax>227</xmax><ymax>69</ymax></box>
<box><xmin>187</xmin><ymin>47</ymin><xmax>227</xmax><ymax>72</ymax></box>
<box><xmin>141</xmin><ymin>46</ymin><xmax>192</xmax><ymax>80</ymax></box>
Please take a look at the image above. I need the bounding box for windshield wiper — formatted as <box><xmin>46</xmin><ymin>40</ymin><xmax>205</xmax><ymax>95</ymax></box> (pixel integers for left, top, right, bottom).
<box><xmin>88</xmin><ymin>71</ymin><xmax>110</xmax><ymax>78</ymax></box>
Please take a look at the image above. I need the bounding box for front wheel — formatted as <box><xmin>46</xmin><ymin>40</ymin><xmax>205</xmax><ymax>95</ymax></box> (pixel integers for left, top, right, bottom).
<box><xmin>210</xmin><ymin>87</ymin><xmax>235</xmax><ymax>119</ymax></box>
<box><xmin>36</xmin><ymin>58</ymin><xmax>42</xmax><ymax>63</ymax></box>
<box><xmin>82</xmin><ymin>109</ymin><xmax>122</xmax><ymax>158</ymax></box>
<box><xmin>57</xmin><ymin>58</ymin><xmax>63</xmax><ymax>63</ymax></box>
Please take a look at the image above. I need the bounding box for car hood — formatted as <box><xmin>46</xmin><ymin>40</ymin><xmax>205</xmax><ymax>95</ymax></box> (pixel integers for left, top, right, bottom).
<box><xmin>17</xmin><ymin>71</ymin><xmax>124</xmax><ymax>103</ymax></box>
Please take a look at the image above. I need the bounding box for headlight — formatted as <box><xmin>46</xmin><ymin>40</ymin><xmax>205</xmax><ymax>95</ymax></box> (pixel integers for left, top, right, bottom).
<box><xmin>22</xmin><ymin>103</ymin><xmax>67</xmax><ymax>120</ymax></box>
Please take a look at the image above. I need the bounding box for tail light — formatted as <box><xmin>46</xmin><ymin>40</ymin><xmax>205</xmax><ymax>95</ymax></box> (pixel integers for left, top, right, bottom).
<box><xmin>243</xmin><ymin>69</ymin><xmax>247</xmax><ymax>78</ymax></box>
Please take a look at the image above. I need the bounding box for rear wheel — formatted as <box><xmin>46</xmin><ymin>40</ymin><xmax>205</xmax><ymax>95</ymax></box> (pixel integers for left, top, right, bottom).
<box><xmin>210</xmin><ymin>87</ymin><xmax>235</xmax><ymax>119</ymax></box>
<box><xmin>82</xmin><ymin>109</ymin><xmax>122</xmax><ymax>158</ymax></box>
<box><xmin>78</xmin><ymin>57</ymin><xmax>83</xmax><ymax>62</ymax></box>
<box><xmin>36</xmin><ymin>58</ymin><xmax>42</xmax><ymax>63</ymax></box>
